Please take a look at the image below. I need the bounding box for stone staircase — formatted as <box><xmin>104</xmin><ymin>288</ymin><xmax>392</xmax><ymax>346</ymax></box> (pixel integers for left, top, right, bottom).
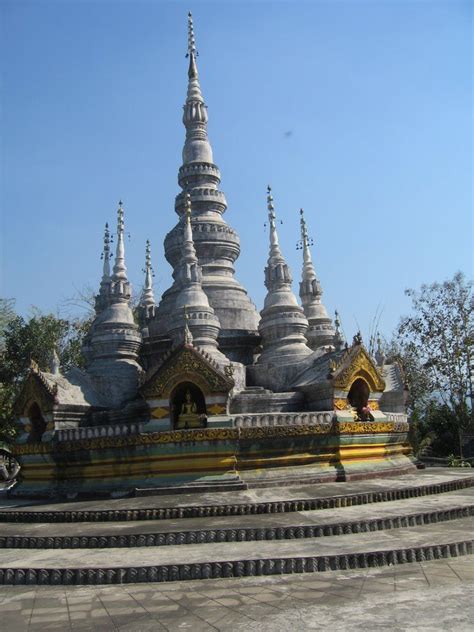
<box><xmin>0</xmin><ymin>469</ymin><xmax>472</xmax><ymax>585</ymax></box>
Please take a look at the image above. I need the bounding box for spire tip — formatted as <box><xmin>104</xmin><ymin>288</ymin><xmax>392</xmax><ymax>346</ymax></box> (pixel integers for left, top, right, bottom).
<box><xmin>187</xmin><ymin>11</ymin><xmax>197</xmax><ymax>57</ymax></box>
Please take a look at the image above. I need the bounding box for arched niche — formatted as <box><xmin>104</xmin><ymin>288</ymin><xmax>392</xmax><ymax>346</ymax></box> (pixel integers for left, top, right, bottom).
<box><xmin>170</xmin><ymin>382</ymin><xmax>207</xmax><ymax>429</ymax></box>
<box><xmin>347</xmin><ymin>378</ymin><xmax>373</xmax><ymax>421</ymax></box>
<box><xmin>28</xmin><ymin>402</ymin><xmax>47</xmax><ymax>442</ymax></box>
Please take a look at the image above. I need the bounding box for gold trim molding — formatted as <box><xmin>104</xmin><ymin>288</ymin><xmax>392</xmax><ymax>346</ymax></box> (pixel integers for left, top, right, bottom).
<box><xmin>13</xmin><ymin>422</ymin><xmax>410</xmax><ymax>456</ymax></box>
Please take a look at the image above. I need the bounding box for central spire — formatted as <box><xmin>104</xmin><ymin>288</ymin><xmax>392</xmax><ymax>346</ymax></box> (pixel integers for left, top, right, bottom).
<box><xmin>182</xmin><ymin>12</ymin><xmax>212</xmax><ymax>164</ymax></box>
<box><xmin>148</xmin><ymin>13</ymin><xmax>260</xmax><ymax>363</ymax></box>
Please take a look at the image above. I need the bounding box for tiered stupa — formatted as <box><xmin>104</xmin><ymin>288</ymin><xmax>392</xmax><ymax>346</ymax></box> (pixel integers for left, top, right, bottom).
<box><xmin>82</xmin><ymin>202</ymin><xmax>142</xmax><ymax>407</ymax></box>
<box><xmin>248</xmin><ymin>187</ymin><xmax>312</xmax><ymax>391</ymax></box>
<box><xmin>10</xmin><ymin>13</ymin><xmax>413</xmax><ymax>498</ymax></box>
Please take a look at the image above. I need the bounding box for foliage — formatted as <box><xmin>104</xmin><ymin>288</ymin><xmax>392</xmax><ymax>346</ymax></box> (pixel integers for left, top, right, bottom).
<box><xmin>0</xmin><ymin>305</ymin><xmax>92</xmax><ymax>443</ymax></box>
<box><xmin>447</xmin><ymin>454</ymin><xmax>472</xmax><ymax>468</ymax></box>
<box><xmin>0</xmin><ymin>298</ymin><xmax>16</xmax><ymax>352</ymax></box>
<box><xmin>390</xmin><ymin>272</ymin><xmax>473</xmax><ymax>457</ymax></box>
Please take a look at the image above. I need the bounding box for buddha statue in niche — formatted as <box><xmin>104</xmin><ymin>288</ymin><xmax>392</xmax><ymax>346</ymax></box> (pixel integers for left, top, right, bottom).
<box><xmin>177</xmin><ymin>389</ymin><xmax>201</xmax><ymax>429</ymax></box>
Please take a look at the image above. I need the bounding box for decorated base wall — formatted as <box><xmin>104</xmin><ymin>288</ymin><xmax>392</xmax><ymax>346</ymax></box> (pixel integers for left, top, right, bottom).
<box><xmin>11</xmin><ymin>421</ymin><xmax>415</xmax><ymax>498</ymax></box>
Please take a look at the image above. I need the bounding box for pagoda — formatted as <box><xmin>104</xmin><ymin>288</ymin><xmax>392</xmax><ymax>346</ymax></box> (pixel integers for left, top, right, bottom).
<box><xmin>10</xmin><ymin>14</ymin><xmax>412</xmax><ymax>498</ymax></box>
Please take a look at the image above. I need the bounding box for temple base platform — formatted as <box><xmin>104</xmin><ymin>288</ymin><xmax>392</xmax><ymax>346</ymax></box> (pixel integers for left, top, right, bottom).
<box><xmin>10</xmin><ymin>419</ymin><xmax>416</xmax><ymax>499</ymax></box>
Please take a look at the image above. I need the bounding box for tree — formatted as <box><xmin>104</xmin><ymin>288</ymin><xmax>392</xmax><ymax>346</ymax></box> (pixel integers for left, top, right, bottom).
<box><xmin>0</xmin><ymin>306</ymin><xmax>92</xmax><ymax>443</ymax></box>
<box><xmin>0</xmin><ymin>298</ymin><xmax>16</xmax><ymax>352</ymax></box>
<box><xmin>395</xmin><ymin>272</ymin><xmax>473</xmax><ymax>457</ymax></box>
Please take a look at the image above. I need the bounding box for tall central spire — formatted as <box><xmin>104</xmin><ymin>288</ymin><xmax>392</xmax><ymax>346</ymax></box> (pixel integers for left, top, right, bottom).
<box><xmin>148</xmin><ymin>12</ymin><xmax>260</xmax><ymax>363</ymax></box>
<box><xmin>182</xmin><ymin>12</ymin><xmax>212</xmax><ymax>164</ymax></box>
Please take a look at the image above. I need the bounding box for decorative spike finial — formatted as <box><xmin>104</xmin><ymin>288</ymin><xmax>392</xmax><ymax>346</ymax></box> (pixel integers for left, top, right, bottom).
<box><xmin>117</xmin><ymin>200</ymin><xmax>124</xmax><ymax>230</ymax></box>
<box><xmin>145</xmin><ymin>239</ymin><xmax>152</xmax><ymax>268</ymax></box>
<box><xmin>183</xmin><ymin>192</ymin><xmax>194</xmax><ymax>242</ymax></box>
<box><xmin>300</xmin><ymin>208</ymin><xmax>307</xmax><ymax>242</ymax></box>
<box><xmin>267</xmin><ymin>185</ymin><xmax>275</xmax><ymax>218</ymax></box>
<box><xmin>334</xmin><ymin>309</ymin><xmax>344</xmax><ymax>351</ymax></box>
<box><xmin>49</xmin><ymin>347</ymin><xmax>60</xmax><ymax>375</ymax></box>
<box><xmin>187</xmin><ymin>12</ymin><xmax>197</xmax><ymax>58</ymax></box>
<box><xmin>353</xmin><ymin>331</ymin><xmax>363</xmax><ymax>346</ymax></box>
<box><xmin>142</xmin><ymin>239</ymin><xmax>155</xmax><ymax>305</ymax></box>
<box><xmin>297</xmin><ymin>208</ymin><xmax>314</xmax><ymax>254</ymax></box>
<box><xmin>374</xmin><ymin>332</ymin><xmax>385</xmax><ymax>366</ymax></box>
<box><xmin>183</xmin><ymin>304</ymin><xmax>193</xmax><ymax>345</ymax></box>
<box><xmin>266</xmin><ymin>185</ymin><xmax>280</xmax><ymax>251</ymax></box>
<box><xmin>101</xmin><ymin>222</ymin><xmax>111</xmax><ymax>279</ymax></box>
<box><xmin>112</xmin><ymin>200</ymin><xmax>128</xmax><ymax>283</ymax></box>
<box><xmin>185</xmin><ymin>192</ymin><xmax>192</xmax><ymax>223</ymax></box>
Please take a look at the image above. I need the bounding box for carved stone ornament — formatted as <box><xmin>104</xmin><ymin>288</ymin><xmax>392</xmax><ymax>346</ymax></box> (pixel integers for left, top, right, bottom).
<box><xmin>331</xmin><ymin>345</ymin><xmax>385</xmax><ymax>392</ymax></box>
<box><xmin>140</xmin><ymin>346</ymin><xmax>234</xmax><ymax>399</ymax></box>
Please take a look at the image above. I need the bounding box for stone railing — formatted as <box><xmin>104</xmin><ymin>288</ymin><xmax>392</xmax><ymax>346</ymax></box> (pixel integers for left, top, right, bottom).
<box><xmin>55</xmin><ymin>423</ymin><xmax>143</xmax><ymax>443</ymax></box>
<box><xmin>233</xmin><ymin>412</ymin><xmax>335</xmax><ymax>428</ymax></box>
<box><xmin>383</xmin><ymin>412</ymin><xmax>409</xmax><ymax>423</ymax></box>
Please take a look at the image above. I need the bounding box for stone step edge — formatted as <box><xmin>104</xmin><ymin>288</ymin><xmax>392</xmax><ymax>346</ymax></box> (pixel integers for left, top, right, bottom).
<box><xmin>135</xmin><ymin>480</ymin><xmax>247</xmax><ymax>497</ymax></box>
<box><xmin>2</xmin><ymin>505</ymin><xmax>473</xmax><ymax>549</ymax></box>
<box><xmin>0</xmin><ymin>540</ymin><xmax>471</xmax><ymax>585</ymax></box>
<box><xmin>2</xmin><ymin>477</ymin><xmax>474</xmax><ymax>524</ymax></box>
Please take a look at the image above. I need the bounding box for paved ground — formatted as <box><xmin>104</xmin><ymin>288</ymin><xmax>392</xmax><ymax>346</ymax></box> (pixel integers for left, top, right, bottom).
<box><xmin>1</xmin><ymin>556</ymin><xmax>472</xmax><ymax>631</ymax></box>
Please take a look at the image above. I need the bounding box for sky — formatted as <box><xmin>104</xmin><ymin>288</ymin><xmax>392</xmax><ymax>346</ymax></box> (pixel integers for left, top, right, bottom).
<box><xmin>1</xmin><ymin>0</ymin><xmax>472</xmax><ymax>344</ymax></box>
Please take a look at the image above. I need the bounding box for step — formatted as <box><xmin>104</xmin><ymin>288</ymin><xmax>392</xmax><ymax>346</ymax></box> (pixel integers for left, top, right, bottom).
<box><xmin>2</xmin><ymin>489</ymin><xmax>473</xmax><ymax>549</ymax></box>
<box><xmin>0</xmin><ymin>518</ymin><xmax>471</xmax><ymax>584</ymax></box>
<box><xmin>135</xmin><ymin>478</ymin><xmax>247</xmax><ymax>497</ymax></box>
<box><xmin>2</xmin><ymin>470</ymin><xmax>473</xmax><ymax>523</ymax></box>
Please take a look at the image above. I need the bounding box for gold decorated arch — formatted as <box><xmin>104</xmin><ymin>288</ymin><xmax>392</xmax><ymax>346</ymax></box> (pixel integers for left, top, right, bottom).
<box><xmin>332</xmin><ymin>345</ymin><xmax>385</xmax><ymax>393</ymax></box>
<box><xmin>140</xmin><ymin>346</ymin><xmax>234</xmax><ymax>400</ymax></box>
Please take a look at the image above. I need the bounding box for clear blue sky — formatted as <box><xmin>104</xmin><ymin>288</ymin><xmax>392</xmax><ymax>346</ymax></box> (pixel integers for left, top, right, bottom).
<box><xmin>1</xmin><ymin>0</ymin><xmax>472</xmax><ymax>343</ymax></box>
